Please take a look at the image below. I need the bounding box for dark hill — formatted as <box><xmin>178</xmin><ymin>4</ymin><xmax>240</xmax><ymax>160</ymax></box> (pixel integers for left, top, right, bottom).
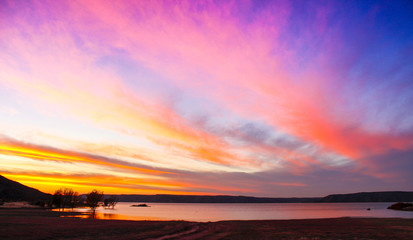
<box><xmin>0</xmin><ymin>175</ymin><xmax>51</xmax><ymax>202</ymax></box>
<box><xmin>318</xmin><ymin>191</ymin><xmax>413</xmax><ymax>202</ymax></box>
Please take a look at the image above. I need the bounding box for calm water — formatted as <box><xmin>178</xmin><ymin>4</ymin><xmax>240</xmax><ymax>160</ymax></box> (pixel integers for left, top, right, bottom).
<box><xmin>67</xmin><ymin>202</ymin><xmax>413</xmax><ymax>222</ymax></box>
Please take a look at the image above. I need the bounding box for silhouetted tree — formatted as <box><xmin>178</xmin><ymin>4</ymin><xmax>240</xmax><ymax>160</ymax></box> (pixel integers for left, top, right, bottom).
<box><xmin>86</xmin><ymin>190</ymin><xmax>104</xmax><ymax>213</ymax></box>
<box><xmin>52</xmin><ymin>189</ymin><xmax>63</xmax><ymax>211</ymax></box>
<box><xmin>104</xmin><ymin>195</ymin><xmax>119</xmax><ymax>209</ymax></box>
<box><xmin>69</xmin><ymin>192</ymin><xmax>81</xmax><ymax>210</ymax></box>
<box><xmin>64</xmin><ymin>188</ymin><xmax>81</xmax><ymax>210</ymax></box>
<box><xmin>52</xmin><ymin>188</ymin><xmax>81</xmax><ymax>211</ymax></box>
<box><xmin>62</xmin><ymin>188</ymin><xmax>74</xmax><ymax>210</ymax></box>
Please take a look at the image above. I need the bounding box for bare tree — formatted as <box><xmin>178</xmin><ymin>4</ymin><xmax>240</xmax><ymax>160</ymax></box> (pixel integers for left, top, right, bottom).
<box><xmin>69</xmin><ymin>192</ymin><xmax>81</xmax><ymax>210</ymax></box>
<box><xmin>104</xmin><ymin>195</ymin><xmax>119</xmax><ymax>209</ymax></box>
<box><xmin>52</xmin><ymin>188</ymin><xmax>80</xmax><ymax>211</ymax></box>
<box><xmin>86</xmin><ymin>189</ymin><xmax>104</xmax><ymax>213</ymax></box>
<box><xmin>63</xmin><ymin>188</ymin><xmax>80</xmax><ymax>210</ymax></box>
<box><xmin>62</xmin><ymin>188</ymin><xmax>74</xmax><ymax>210</ymax></box>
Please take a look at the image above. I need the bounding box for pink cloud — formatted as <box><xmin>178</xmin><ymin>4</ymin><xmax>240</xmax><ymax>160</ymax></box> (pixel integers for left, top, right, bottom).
<box><xmin>1</xmin><ymin>0</ymin><xmax>412</xmax><ymax>185</ymax></box>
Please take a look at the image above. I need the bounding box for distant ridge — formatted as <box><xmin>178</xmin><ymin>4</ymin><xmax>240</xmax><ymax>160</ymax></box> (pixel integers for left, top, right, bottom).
<box><xmin>114</xmin><ymin>192</ymin><xmax>413</xmax><ymax>203</ymax></box>
<box><xmin>114</xmin><ymin>194</ymin><xmax>321</xmax><ymax>203</ymax></box>
<box><xmin>318</xmin><ymin>191</ymin><xmax>413</xmax><ymax>203</ymax></box>
<box><xmin>2</xmin><ymin>175</ymin><xmax>413</xmax><ymax>203</ymax></box>
<box><xmin>0</xmin><ymin>175</ymin><xmax>51</xmax><ymax>202</ymax></box>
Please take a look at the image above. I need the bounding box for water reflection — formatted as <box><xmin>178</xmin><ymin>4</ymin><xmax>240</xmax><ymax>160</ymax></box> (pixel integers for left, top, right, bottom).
<box><xmin>56</xmin><ymin>202</ymin><xmax>413</xmax><ymax>222</ymax></box>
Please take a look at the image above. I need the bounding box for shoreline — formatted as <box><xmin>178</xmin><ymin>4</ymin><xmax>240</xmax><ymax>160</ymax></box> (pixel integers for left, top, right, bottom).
<box><xmin>1</xmin><ymin>208</ymin><xmax>413</xmax><ymax>239</ymax></box>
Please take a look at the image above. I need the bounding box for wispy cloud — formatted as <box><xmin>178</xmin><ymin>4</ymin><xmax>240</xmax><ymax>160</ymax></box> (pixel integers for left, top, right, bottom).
<box><xmin>1</xmin><ymin>0</ymin><xmax>412</xmax><ymax>196</ymax></box>
<box><xmin>0</xmin><ymin>136</ymin><xmax>169</xmax><ymax>175</ymax></box>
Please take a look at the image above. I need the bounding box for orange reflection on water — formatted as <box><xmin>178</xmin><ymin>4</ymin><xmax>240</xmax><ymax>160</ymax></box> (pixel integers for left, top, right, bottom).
<box><xmin>56</xmin><ymin>210</ymin><xmax>166</xmax><ymax>221</ymax></box>
<box><xmin>50</xmin><ymin>203</ymin><xmax>408</xmax><ymax>222</ymax></box>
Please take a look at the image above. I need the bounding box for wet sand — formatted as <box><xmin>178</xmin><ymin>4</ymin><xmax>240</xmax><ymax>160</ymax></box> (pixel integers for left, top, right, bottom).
<box><xmin>1</xmin><ymin>208</ymin><xmax>413</xmax><ymax>239</ymax></box>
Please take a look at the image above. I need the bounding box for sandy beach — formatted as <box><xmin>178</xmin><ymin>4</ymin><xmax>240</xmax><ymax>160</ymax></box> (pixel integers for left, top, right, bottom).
<box><xmin>1</xmin><ymin>208</ymin><xmax>412</xmax><ymax>239</ymax></box>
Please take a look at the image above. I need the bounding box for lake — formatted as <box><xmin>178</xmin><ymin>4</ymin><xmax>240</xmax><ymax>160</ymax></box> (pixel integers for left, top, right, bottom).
<box><xmin>67</xmin><ymin>202</ymin><xmax>413</xmax><ymax>222</ymax></box>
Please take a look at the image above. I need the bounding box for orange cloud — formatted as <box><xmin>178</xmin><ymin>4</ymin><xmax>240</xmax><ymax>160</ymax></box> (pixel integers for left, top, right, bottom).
<box><xmin>2</xmin><ymin>0</ymin><xmax>412</xmax><ymax>191</ymax></box>
<box><xmin>0</xmin><ymin>170</ymin><xmax>256</xmax><ymax>195</ymax></box>
<box><xmin>0</xmin><ymin>137</ymin><xmax>168</xmax><ymax>175</ymax></box>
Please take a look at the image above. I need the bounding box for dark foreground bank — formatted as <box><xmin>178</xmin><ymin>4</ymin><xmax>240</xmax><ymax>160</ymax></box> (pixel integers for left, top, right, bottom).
<box><xmin>1</xmin><ymin>208</ymin><xmax>413</xmax><ymax>240</ymax></box>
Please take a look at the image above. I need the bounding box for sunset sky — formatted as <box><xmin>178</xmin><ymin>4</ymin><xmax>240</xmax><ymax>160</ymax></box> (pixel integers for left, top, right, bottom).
<box><xmin>1</xmin><ymin>0</ymin><xmax>412</xmax><ymax>197</ymax></box>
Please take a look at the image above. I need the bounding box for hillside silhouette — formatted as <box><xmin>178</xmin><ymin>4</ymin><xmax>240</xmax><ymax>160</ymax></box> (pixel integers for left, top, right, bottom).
<box><xmin>0</xmin><ymin>175</ymin><xmax>50</xmax><ymax>202</ymax></box>
<box><xmin>319</xmin><ymin>191</ymin><xmax>413</xmax><ymax>202</ymax></box>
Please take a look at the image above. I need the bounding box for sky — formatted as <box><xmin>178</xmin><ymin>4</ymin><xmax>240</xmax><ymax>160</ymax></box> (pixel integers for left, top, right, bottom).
<box><xmin>0</xmin><ymin>0</ymin><xmax>412</xmax><ymax>197</ymax></box>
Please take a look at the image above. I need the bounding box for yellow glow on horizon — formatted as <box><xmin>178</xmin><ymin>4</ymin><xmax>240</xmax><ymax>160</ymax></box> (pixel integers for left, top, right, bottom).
<box><xmin>2</xmin><ymin>173</ymin><xmax>221</xmax><ymax>195</ymax></box>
